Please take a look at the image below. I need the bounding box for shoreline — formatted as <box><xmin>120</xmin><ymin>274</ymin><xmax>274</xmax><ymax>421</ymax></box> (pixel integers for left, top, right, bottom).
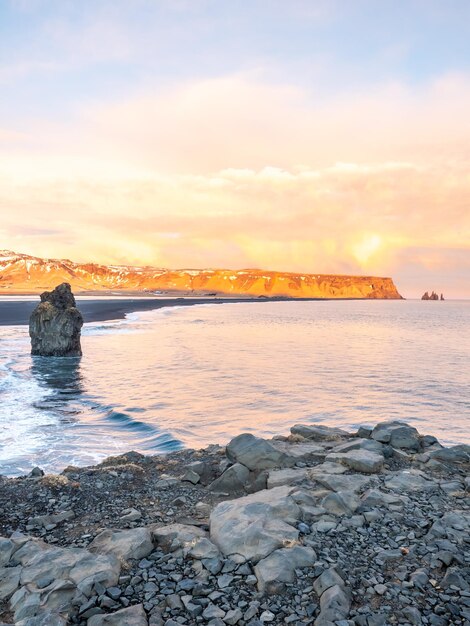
<box><xmin>0</xmin><ymin>419</ymin><xmax>468</xmax><ymax>625</ymax></box>
<box><xmin>0</xmin><ymin>295</ymin><xmax>409</xmax><ymax>328</ymax></box>
<box><xmin>0</xmin><ymin>295</ymin><xmax>316</xmax><ymax>327</ymax></box>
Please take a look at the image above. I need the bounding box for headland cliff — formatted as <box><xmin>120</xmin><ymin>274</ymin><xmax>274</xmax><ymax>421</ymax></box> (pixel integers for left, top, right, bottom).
<box><xmin>0</xmin><ymin>251</ymin><xmax>402</xmax><ymax>299</ymax></box>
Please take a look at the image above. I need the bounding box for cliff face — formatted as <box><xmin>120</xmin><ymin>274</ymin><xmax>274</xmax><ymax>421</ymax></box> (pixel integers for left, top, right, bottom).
<box><xmin>0</xmin><ymin>251</ymin><xmax>403</xmax><ymax>299</ymax></box>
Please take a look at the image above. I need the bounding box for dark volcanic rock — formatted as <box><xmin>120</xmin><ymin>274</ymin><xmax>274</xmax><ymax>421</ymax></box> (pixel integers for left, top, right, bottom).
<box><xmin>421</xmin><ymin>290</ymin><xmax>440</xmax><ymax>300</ymax></box>
<box><xmin>29</xmin><ymin>283</ymin><xmax>83</xmax><ymax>356</ymax></box>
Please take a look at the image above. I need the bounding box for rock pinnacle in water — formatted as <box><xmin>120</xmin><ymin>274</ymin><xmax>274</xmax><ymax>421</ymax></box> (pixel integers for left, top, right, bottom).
<box><xmin>29</xmin><ymin>282</ymin><xmax>83</xmax><ymax>356</ymax></box>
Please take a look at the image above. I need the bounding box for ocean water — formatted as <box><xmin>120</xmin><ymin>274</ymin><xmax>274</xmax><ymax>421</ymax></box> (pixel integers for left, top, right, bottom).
<box><xmin>0</xmin><ymin>300</ymin><xmax>469</xmax><ymax>476</ymax></box>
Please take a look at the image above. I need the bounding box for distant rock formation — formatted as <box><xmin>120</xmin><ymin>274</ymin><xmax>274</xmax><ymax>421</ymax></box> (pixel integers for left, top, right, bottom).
<box><xmin>29</xmin><ymin>283</ymin><xmax>83</xmax><ymax>356</ymax></box>
<box><xmin>0</xmin><ymin>250</ymin><xmax>403</xmax><ymax>299</ymax></box>
<box><xmin>421</xmin><ymin>291</ymin><xmax>441</xmax><ymax>300</ymax></box>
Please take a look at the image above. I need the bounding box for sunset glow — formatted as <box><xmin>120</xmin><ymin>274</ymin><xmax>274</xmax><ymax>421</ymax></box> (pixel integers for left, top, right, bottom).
<box><xmin>1</xmin><ymin>1</ymin><xmax>470</xmax><ymax>297</ymax></box>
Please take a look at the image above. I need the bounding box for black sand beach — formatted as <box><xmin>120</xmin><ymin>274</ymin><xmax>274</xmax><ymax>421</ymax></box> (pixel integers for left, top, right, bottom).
<box><xmin>0</xmin><ymin>295</ymin><xmax>298</xmax><ymax>326</ymax></box>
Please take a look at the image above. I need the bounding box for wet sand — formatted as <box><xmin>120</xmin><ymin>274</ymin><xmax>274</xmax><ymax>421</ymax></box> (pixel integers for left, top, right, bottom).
<box><xmin>0</xmin><ymin>295</ymin><xmax>294</xmax><ymax>326</ymax></box>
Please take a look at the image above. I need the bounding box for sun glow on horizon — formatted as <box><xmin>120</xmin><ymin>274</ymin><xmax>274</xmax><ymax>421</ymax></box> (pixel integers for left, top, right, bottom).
<box><xmin>0</xmin><ymin>1</ymin><xmax>469</xmax><ymax>298</ymax></box>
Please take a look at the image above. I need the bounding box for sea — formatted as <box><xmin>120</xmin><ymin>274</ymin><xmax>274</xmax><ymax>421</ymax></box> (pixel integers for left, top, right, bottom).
<box><xmin>0</xmin><ymin>299</ymin><xmax>469</xmax><ymax>476</ymax></box>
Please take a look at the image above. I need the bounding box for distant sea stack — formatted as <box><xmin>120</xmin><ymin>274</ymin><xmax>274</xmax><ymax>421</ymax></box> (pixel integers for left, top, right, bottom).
<box><xmin>422</xmin><ymin>291</ymin><xmax>444</xmax><ymax>301</ymax></box>
<box><xmin>29</xmin><ymin>283</ymin><xmax>83</xmax><ymax>356</ymax></box>
<box><xmin>0</xmin><ymin>250</ymin><xmax>403</xmax><ymax>299</ymax></box>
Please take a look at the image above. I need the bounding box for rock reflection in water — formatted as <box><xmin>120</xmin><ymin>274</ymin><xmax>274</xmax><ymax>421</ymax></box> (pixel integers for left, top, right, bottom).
<box><xmin>31</xmin><ymin>356</ymin><xmax>84</xmax><ymax>418</ymax></box>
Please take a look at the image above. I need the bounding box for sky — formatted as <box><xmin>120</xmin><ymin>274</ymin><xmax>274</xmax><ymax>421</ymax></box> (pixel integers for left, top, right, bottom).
<box><xmin>1</xmin><ymin>0</ymin><xmax>469</xmax><ymax>298</ymax></box>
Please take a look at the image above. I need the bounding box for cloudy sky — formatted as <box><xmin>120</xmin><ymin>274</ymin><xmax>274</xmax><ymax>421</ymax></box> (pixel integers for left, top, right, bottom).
<box><xmin>1</xmin><ymin>0</ymin><xmax>469</xmax><ymax>297</ymax></box>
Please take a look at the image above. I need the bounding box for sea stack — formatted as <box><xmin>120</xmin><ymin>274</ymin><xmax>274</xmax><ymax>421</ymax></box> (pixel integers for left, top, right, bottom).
<box><xmin>421</xmin><ymin>290</ymin><xmax>440</xmax><ymax>300</ymax></box>
<box><xmin>29</xmin><ymin>282</ymin><xmax>83</xmax><ymax>356</ymax></box>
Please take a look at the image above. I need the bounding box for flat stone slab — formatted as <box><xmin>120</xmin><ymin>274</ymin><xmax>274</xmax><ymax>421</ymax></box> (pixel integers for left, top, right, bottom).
<box><xmin>427</xmin><ymin>511</ymin><xmax>470</xmax><ymax>544</ymax></box>
<box><xmin>210</xmin><ymin>486</ymin><xmax>301</xmax><ymax>562</ymax></box>
<box><xmin>17</xmin><ymin>613</ymin><xmax>67</xmax><ymax>626</ymax></box>
<box><xmin>361</xmin><ymin>489</ymin><xmax>405</xmax><ymax>508</ymax></box>
<box><xmin>267</xmin><ymin>468</ymin><xmax>310</xmax><ymax>489</ymax></box>
<box><xmin>309</xmin><ymin>462</ymin><xmax>348</xmax><ymax>475</ymax></box>
<box><xmin>88</xmin><ymin>604</ymin><xmax>148</xmax><ymax>625</ymax></box>
<box><xmin>290</xmin><ymin>424</ymin><xmax>350</xmax><ymax>441</ymax></box>
<box><xmin>312</xmin><ymin>473</ymin><xmax>372</xmax><ymax>493</ymax></box>
<box><xmin>88</xmin><ymin>527</ymin><xmax>154</xmax><ymax>561</ymax></box>
<box><xmin>326</xmin><ymin>449</ymin><xmax>384</xmax><ymax>474</ymax></box>
<box><xmin>152</xmin><ymin>524</ymin><xmax>206</xmax><ymax>553</ymax></box>
<box><xmin>329</xmin><ymin>438</ymin><xmax>384</xmax><ymax>454</ymax></box>
<box><xmin>429</xmin><ymin>445</ymin><xmax>470</xmax><ymax>464</ymax></box>
<box><xmin>3</xmin><ymin>535</ymin><xmax>120</xmax><ymax>623</ymax></box>
<box><xmin>385</xmin><ymin>470</ymin><xmax>440</xmax><ymax>493</ymax></box>
<box><xmin>271</xmin><ymin>441</ymin><xmax>326</xmax><ymax>462</ymax></box>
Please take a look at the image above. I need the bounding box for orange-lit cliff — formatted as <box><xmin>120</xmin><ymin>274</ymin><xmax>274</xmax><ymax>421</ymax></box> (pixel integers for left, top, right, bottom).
<box><xmin>0</xmin><ymin>251</ymin><xmax>402</xmax><ymax>298</ymax></box>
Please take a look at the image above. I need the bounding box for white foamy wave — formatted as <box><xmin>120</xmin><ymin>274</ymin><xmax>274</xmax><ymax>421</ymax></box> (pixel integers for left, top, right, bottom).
<box><xmin>83</xmin><ymin>305</ymin><xmax>186</xmax><ymax>336</ymax></box>
<box><xmin>83</xmin><ymin>321</ymin><xmax>139</xmax><ymax>336</ymax></box>
<box><xmin>0</xmin><ymin>367</ymin><xmax>56</xmax><ymax>468</ymax></box>
<box><xmin>124</xmin><ymin>305</ymin><xmax>186</xmax><ymax>323</ymax></box>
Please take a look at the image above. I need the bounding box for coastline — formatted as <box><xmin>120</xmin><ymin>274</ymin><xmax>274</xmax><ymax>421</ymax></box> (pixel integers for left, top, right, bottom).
<box><xmin>0</xmin><ymin>295</ymin><xmax>312</xmax><ymax>327</ymax></box>
<box><xmin>0</xmin><ymin>294</ymin><xmax>415</xmax><ymax>327</ymax></box>
<box><xmin>0</xmin><ymin>420</ymin><xmax>468</xmax><ymax>626</ymax></box>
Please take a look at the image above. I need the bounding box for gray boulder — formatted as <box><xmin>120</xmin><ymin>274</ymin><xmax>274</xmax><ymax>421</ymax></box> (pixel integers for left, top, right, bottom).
<box><xmin>226</xmin><ymin>434</ymin><xmax>294</xmax><ymax>470</ymax></box>
<box><xmin>0</xmin><ymin>537</ymin><xmax>17</xmax><ymax>567</ymax></box>
<box><xmin>29</xmin><ymin>283</ymin><xmax>83</xmax><ymax>357</ymax></box>
<box><xmin>210</xmin><ymin>486</ymin><xmax>301</xmax><ymax>562</ymax></box>
<box><xmin>208</xmin><ymin>463</ymin><xmax>250</xmax><ymax>493</ymax></box>
<box><xmin>329</xmin><ymin>438</ymin><xmax>383</xmax><ymax>454</ymax></box>
<box><xmin>16</xmin><ymin>612</ymin><xmax>68</xmax><ymax>626</ymax></box>
<box><xmin>429</xmin><ymin>444</ymin><xmax>470</xmax><ymax>464</ymax></box>
<box><xmin>316</xmin><ymin>584</ymin><xmax>351</xmax><ymax>624</ymax></box>
<box><xmin>254</xmin><ymin>546</ymin><xmax>316</xmax><ymax>592</ymax></box>
<box><xmin>187</xmin><ymin>537</ymin><xmax>220</xmax><ymax>560</ymax></box>
<box><xmin>370</xmin><ymin>421</ymin><xmax>421</xmax><ymax>451</ymax></box>
<box><xmin>326</xmin><ymin>449</ymin><xmax>384</xmax><ymax>474</ymax></box>
<box><xmin>360</xmin><ymin>489</ymin><xmax>404</xmax><ymax>509</ymax></box>
<box><xmin>322</xmin><ymin>491</ymin><xmax>361</xmax><ymax>516</ymax></box>
<box><xmin>313</xmin><ymin>566</ymin><xmax>345</xmax><ymax>597</ymax></box>
<box><xmin>5</xmin><ymin>534</ymin><xmax>120</xmax><ymax>623</ymax></box>
<box><xmin>440</xmin><ymin>567</ymin><xmax>469</xmax><ymax>591</ymax></box>
<box><xmin>385</xmin><ymin>470</ymin><xmax>439</xmax><ymax>493</ymax></box>
<box><xmin>356</xmin><ymin>425</ymin><xmax>373</xmax><ymax>438</ymax></box>
<box><xmin>88</xmin><ymin>527</ymin><xmax>153</xmax><ymax>561</ymax></box>
<box><xmin>267</xmin><ymin>468</ymin><xmax>310</xmax><ymax>489</ymax></box>
<box><xmin>290</xmin><ymin>424</ymin><xmax>349</xmax><ymax>441</ymax></box>
<box><xmin>152</xmin><ymin>524</ymin><xmax>206</xmax><ymax>553</ymax></box>
<box><xmin>0</xmin><ymin>565</ymin><xmax>21</xmax><ymax>601</ymax></box>
<box><xmin>309</xmin><ymin>462</ymin><xmax>347</xmax><ymax>476</ymax></box>
<box><xmin>312</xmin><ymin>473</ymin><xmax>371</xmax><ymax>493</ymax></box>
<box><xmin>88</xmin><ymin>604</ymin><xmax>148</xmax><ymax>625</ymax></box>
<box><xmin>427</xmin><ymin>511</ymin><xmax>470</xmax><ymax>544</ymax></box>
<box><xmin>270</xmin><ymin>440</ymin><xmax>326</xmax><ymax>463</ymax></box>
<box><xmin>28</xmin><ymin>510</ymin><xmax>75</xmax><ymax>530</ymax></box>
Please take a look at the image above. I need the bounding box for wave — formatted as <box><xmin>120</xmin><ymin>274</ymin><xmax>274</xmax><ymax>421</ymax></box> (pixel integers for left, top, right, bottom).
<box><xmin>0</xmin><ymin>364</ymin><xmax>56</xmax><ymax>465</ymax></box>
<box><xmin>83</xmin><ymin>304</ymin><xmax>190</xmax><ymax>336</ymax></box>
<box><xmin>101</xmin><ymin>409</ymin><xmax>183</xmax><ymax>451</ymax></box>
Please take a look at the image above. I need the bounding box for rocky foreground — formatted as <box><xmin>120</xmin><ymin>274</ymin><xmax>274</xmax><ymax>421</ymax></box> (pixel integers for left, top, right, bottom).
<box><xmin>0</xmin><ymin>421</ymin><xmax>469</xmax><ymax>626</ymax></box>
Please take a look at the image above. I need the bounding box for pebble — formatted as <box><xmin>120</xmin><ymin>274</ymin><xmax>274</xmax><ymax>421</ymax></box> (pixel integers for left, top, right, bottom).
<box><xmin>0</xmin><ymin>420</ymin><xmax>468</xmax><ymax>626</ymax></box>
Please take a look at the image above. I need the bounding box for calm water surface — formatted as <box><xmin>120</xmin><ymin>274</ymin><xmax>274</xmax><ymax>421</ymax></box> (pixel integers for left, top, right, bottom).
<box><xmin>0</xmin><ymin>300</ymin><xmax>469</xmax><ymax>475</ymax></box>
